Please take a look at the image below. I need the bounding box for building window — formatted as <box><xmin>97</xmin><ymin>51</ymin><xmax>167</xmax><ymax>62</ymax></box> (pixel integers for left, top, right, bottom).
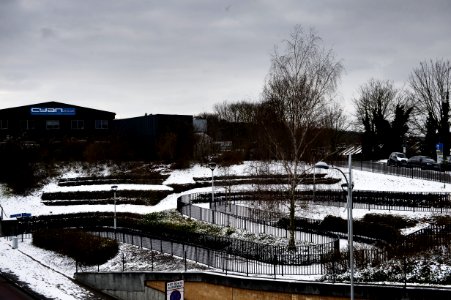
<box><xmin>46</xmin><ymin>120</ymin><xmax>60</xmax><ymax>130</ymax></box>
<box><xmin>20</xmin><ymin>120</ymin><xmax>36</xmax><ymax>130</ymax></box>
<box><xmin>95</xmin><ymin>120</ymin><xmax>108</xmax><ymax>129</ymax></box>
<box><xmin>71</xmin><ymin>120</ymin><xmax>84</xmax><ymax>130</ymax></box>
<box><xmin>0</xmin><ymin>120</ymin><xmax>8</xmax><ymax>129</ymax></box>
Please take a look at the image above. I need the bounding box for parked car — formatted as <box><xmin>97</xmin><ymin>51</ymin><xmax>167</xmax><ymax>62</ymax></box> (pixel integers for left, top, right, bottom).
<box><xmin>406</xmin><ymin>155</ymin><xmax>440</xmax><ymax>170</ymax></box>
<box><xmin>387</xmin><ymin>152</ymin><xmax>408</xmax><ymax>166</ymax></box>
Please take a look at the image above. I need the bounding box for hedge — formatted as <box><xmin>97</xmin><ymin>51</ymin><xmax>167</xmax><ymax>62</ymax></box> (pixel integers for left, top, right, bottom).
<box><xmin>58</xmin><ymin>174</ymin><xmax>169</xmax><ymax>187</ymax></box>
<box><xmin>33</xmin><ymin>228</ymin><xmax>119</xmax><ymax>266</ymax></box>
<box><xmin>41</xmin><ymin>189</ymin><xmax>172</xmax><ymax>206</ymax></box>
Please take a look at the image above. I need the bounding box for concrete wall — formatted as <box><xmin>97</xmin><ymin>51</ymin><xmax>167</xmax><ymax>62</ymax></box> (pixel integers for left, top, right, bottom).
<box><xmin>75</xmin><ymin>271</ymin><xmax>451</xmax><ymax>300</ymax></box>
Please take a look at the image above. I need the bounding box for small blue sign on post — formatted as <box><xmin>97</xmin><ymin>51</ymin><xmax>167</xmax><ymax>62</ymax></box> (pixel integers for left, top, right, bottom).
<box><xmin>10</xmin><ymin>213</ymin><xmax>32</xmax><ymax>219</ymax></box>
<box><xmin>437</xmin><ymin>143</ymin><xmax>444</xmax><ymax>164</ymax></box>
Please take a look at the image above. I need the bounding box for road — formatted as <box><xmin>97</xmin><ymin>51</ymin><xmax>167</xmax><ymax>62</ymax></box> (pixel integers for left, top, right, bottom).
<box><xmin>0</xmin><ymin>273</ymin><xmax>40</xmax><ymax>300</ymax></box>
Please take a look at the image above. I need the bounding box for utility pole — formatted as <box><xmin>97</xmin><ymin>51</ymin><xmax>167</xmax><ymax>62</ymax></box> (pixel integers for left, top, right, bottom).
<box><xmin>441</xmin><ymin>91</ymin><xmax>450</xmax><ymax>162</ymax></box>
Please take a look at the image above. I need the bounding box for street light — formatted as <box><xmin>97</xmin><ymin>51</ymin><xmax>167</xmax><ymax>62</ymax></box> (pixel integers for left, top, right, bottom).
<box><xmin>111</xmin><ymin>185</ymin><xmax>118</xmax><ymax>230</ymax></box>
<box><xmin>315</xmin><ymin>155</ymin><xmax>354</xmax><ymax>300</ymax></box>
<box><xmin>208</xmin><ymin>161</ymin><xmax>217</xmax><ymax>210</ymax></box>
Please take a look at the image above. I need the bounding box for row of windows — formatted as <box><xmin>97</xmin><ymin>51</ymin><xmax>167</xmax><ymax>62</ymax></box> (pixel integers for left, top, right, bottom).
<box><xmin>0</xmin><ymin>120</ymin><xmax>109</xmax><ymax>130</ymax></box>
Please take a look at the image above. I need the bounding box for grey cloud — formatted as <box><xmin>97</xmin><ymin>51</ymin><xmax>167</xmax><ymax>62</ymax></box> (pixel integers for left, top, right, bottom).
<box><xmin>0</xmin><ymin>0</ymin><xmax>450</xmax><ymax>117</ymax></box>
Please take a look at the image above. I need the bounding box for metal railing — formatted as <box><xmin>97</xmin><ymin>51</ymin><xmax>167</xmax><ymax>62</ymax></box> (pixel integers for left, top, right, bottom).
<box><xmin>333</xmin><ymin>160</ymin><xmax>451</xmax><ymax>184</ymax></box>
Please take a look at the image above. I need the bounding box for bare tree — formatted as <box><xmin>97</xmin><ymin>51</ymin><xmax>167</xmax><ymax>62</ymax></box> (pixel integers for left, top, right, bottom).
<box><xmin>214</xmin><ymin>100</ymin><xmax>258</xmax><ymax>123</ymax></box>
<box><xmin>353</xmin><ymin>79</ymin><xmax>413</xmax><ymax>158</ymax></box>
<box><xmin>353</xmin><ymin>79</ymin><xmax>398</xmax><ymax>131</ymax></box>
<box><xmin>259</xmin><ymin>25</ymin><xmax>343</xmax><ymax>249</ymax></box>
<box><xmin>321</xmin><ymin>102</ymin><xmax>349</xmax><ymax>155</ymax></box>
<box><xmin>409</xmin><ymin>59</ymin><xmax>451</xmax><ymax>157</ymax></box>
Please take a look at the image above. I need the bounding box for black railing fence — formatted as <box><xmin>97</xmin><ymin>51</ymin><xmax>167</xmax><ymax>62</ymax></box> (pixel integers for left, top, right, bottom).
<box><xmin>190</xmin><ymin>189</ymin><xmax>451</xmax><ymax>213</ymax></box>
<box><xmin>332</xmin><ymin>160</ymin><xmax>451</xmax><ymax>184</ymax></box>
<box><xmin>402</xmin><ymin>223</ymin><xmax>451</xmax><ymax>255</ymax></box>
<box><xmin>2</xmin><ymin>213</ymin><xmax>338</xmax><ymax>273</ymax></box>
<box><xmin>2</xmin><ymin>186</ymin><xmax>450</xmax><ymax>277</ymax></box>
<box><xmin>178</xmin><ymin>193</ymin><xmax>337</xmax><ymax>245</ymax></box>
<box><xmin>90</xmin><ymin>228</ymin><xmax>329</xmax><ymax>275</ymax></box>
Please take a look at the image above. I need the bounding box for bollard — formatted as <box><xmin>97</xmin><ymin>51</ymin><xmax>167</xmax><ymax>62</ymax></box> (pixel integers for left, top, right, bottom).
<box><xmin>12</xmin><ymin>236</ymin><xmax>18</xmax><ymax>249</ymax></box>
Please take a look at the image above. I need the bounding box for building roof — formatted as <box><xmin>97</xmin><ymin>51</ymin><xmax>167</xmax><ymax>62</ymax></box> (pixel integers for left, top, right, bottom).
<box><xmin>0</xmin><ymin>101</ymin><xmax>116</xmax><ymax>116</ymax></box>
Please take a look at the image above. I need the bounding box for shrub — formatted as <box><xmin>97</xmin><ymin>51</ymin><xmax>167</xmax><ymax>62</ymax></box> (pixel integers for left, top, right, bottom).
<box><xmin>361</xmin><ymin>213</ymin><xmax>417</xmax><ymax>229</ymax></box>
<box><xmin>320</xmin><ymin>215</ymin><xmax>401</xmax><ymax>242</ymax></box>
<box><xmin>320</xmin><ymin>215</ymin><xmax>348</xmax><ymax>232</ymax></box>
<box><xmin>433</xmin><ymin>215</ymin><xmax>451</xmax><ymax>226</ymax></box>
<box><xmin>33</xmin><ymin>228</ymin><xmax>119</xmax><ymax>266</ymax></box>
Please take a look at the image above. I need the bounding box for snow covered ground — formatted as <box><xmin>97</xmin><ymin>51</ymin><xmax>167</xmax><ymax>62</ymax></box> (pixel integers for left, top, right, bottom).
<box><xmin>1</xmin><ymin>161</ymin><xmax>450</xmax><ymax>299</ymax></box>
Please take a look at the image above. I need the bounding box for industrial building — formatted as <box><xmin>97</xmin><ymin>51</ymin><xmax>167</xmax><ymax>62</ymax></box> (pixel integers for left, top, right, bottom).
<box><xmin>0</xmin><ymin>101</ymin><xmax>116</xmax><ymax>142</ymax></box>
<box><xmin>0</xmin><ymin>101</ymin><xmax>196</xmax><ymax>161</ymax></box>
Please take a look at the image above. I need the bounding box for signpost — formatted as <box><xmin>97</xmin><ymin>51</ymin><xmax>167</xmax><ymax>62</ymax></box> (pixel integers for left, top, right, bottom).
<box><xmin>436</xmin><ymin>143</ymin><xmax>444</xmax><ymax>164</ymax></box>
<box><xmin>166</xmin><ymin>280</ymin><xmax>184</xmax><ymax>300</ymax></box>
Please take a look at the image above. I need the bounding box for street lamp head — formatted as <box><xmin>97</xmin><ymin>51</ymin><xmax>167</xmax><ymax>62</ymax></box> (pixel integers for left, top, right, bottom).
<box><xmin>111</xmin><ymin>185</ymin><xmax>118</xmax><ymax>191</ymax></box>
<box><xmin>208</xmin><ymin>161</ymin><xmax>217</xmax><ymax>171</ymax></box>
<box><xmin>314</xmin><ymin>161</ymin><xmax>329</xmax><ymax>170</ymax></box>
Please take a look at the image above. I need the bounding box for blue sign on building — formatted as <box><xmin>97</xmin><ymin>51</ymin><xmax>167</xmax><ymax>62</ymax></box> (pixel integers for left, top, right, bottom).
<box><xmin>30</xmin><ymin>107</ymin><xmax>76</xmax><ymax>116</ymax></box>
<box><xmin>10</xmin><ymin>213</ymin><xmax>32</xmax><ymax>218</ymax></box>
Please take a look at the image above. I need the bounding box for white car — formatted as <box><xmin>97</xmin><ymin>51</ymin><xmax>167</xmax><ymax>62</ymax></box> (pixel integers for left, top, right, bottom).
<box><xmin>387</xmin><ymin>152</ymin><xmax>408</xmax><ymax>166</ymax></box>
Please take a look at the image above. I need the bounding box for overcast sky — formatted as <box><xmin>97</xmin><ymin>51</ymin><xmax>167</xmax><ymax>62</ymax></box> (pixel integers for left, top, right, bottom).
<box><xmin>1</xmin><ymin>0</ymin><xmax>450</xmax><ymax>119</ymax></box>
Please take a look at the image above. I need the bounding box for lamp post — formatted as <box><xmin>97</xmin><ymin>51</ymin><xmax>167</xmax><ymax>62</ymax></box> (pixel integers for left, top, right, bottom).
<box><xmin>315</xmin><ymin>155</ymin><xmax>354</xmax><ymax>300</ymax></box>
<box><xmin>208</xmin><ymin>161</ymin><xmax>217</xmax><ymax>210</ymax></box>
<box><xmin>111</xmin><ymin>185</ymin><xmax>118</xmax><ymax>230</ymax></box>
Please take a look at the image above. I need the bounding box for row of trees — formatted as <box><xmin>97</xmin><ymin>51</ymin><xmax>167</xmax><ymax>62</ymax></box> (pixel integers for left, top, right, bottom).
<box><xmin>354</xmin><ymin>60</ymin><xmax>451</xmax><ymax>159</ymax></box>
<box><xmin>206</xmin><ymin>45</ymin><xmax>451</xmax><ymax>163</ymax></box>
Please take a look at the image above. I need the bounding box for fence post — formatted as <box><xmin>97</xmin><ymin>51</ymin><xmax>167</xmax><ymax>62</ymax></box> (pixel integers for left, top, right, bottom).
<box><xmin>225</xmin><ymin>254</ymin><xmax>228</xmax><ymax>276</ymax></box>
<box><xmin>184</xmin><ymin>251</ymin><xmax>187</xmax><ymax>272</ymax></box>
<box><xmin>207</xmin><ymin>249</ymin><xmax>210</xmax><ymax>267</ymax></box>
<box><xmin>273</xmin><ymin>255</ymin><xmax>277</xmax><ymax>279</ymax></box>
<box><xmin>246</xmin><ymin>258</ymin><xmax>249</xmax><ymax>277</ymax></box>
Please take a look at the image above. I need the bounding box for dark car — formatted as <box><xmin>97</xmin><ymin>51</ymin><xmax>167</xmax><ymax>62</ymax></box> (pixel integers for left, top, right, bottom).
<box><xmin>387</xmin><ymin>152</ymin><xmax>408</xmax><ymax>166</ymax></box>
<box><xmin>406</xmin><ymin>155</ymin><xmax>440</xmax><ymax>170</ymax></box>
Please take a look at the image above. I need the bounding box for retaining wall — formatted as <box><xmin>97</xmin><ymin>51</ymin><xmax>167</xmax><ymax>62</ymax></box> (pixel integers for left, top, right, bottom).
<box><xmin>75</xmin><ymin>271</ymin><xmax>451</xmax><ymax>300</ymax></box>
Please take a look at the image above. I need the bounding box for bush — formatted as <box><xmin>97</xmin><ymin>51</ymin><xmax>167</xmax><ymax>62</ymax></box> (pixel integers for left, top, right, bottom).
<box><xmin>33</xmin><ymin>228</ymin><xmax>119</xmax><ymax>266</ymax></box>
<box><xmin>320</xmin><ymin>215</ymin><xmax>401</xmax><ymax>242</ymax></box>
<box><xmin>320</xmin><ymin>215</ymin><xmax>348</xmax><ymax>232</ymax></box>
<box><xmin>361</xmin><ymin>213</ymin><xmax>417</xmax><ymax>229</ymax></box>
<box><xmin>0</xmin><ymin>142</ymin><xmax>49</xmax><ymax>195</ymax></box>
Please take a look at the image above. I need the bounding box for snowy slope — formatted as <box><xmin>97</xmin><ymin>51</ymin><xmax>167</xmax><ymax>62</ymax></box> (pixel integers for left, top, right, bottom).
<box><xmin>1</xmin><ymin>161</ymin><xmax>450</xmax><ymax>299</ymax></box>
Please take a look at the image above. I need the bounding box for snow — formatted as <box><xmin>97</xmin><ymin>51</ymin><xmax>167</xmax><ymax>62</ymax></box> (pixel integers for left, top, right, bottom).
<box><xmin>43</xmin><ymin>183</ymin><xmax>173</xmax><ymax>193</ymax></box>
<box><xmin>1</xmin><ymin>161</ymin><xmax>451</xmax><ymax>299</ymax></box>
